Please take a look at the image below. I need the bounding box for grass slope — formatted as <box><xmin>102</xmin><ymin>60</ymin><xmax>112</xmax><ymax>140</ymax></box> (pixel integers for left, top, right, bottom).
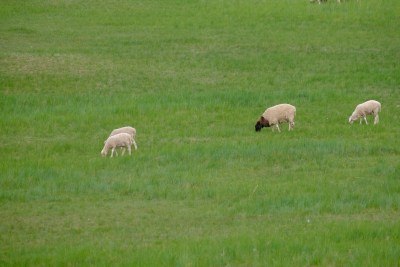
<box><xmin>1</xmin><ymin>0</ymin><xmax>399</xmax><ymax>265</ymax></box>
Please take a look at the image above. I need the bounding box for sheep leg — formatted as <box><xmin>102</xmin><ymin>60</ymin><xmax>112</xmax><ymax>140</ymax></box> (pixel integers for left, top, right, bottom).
<box><xmin>111</xmin><ymin>147</ymin><xmax>115</xmax><ymax>158</ymax></box>
<box><xmin>363</xmin><ymin>116</ymin><xmax>368</xmax><ymax>125</ymax></box>
<box><xmin>132</xmin><ymin>140</ymin><xmax>138</xmax><ymax>150</ymax></box>
<box><xmin>121</xmin><ymin>147</ymin><xmax>126</xmax><ymax>156</ymax></box>
<box><xmin>276</xmin><ymin>124</ymin><xmax>281</xmax><ymax>133</ymax></box>
<box><xmin>374</xmin><ymin>114</ymin><xmax>379</xmax><ymax>125</ymax></box>
<box><xmin>289</xmin><ymin>121</ymin><xmax>294</xmax><ymax>131</ymax></box>
<box><xmin>128</xmin><ymin>145</ymin><xmax>132</xmax><ymax>156</ymax></box>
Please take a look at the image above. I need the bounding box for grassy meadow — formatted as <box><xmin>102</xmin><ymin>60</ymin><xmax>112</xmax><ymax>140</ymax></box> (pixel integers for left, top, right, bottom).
<box><xmin>1</xmin><ymin>0</ymin><xmax>400</xmax><ymax>265</ymax></box>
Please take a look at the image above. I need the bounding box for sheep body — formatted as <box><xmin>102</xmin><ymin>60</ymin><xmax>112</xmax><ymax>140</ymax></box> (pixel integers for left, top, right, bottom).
<box><xmin>348</xmin><ymin>100</ymin><xmax>381</xmax><ymax>125</ymax></box>
<box><xmin>109</xmin><ymin>126</ymin><xmax>137</xmax><ymax>150</ymax></box>
<box><xmin>255</xmin><ymin>104</ymin><xmax>296</xmax><ymax>132</ymax></box>
<box><xmin>101</xmin><ymin>133</ymin><xmax>134</xmax><ymax>158</ymax></box>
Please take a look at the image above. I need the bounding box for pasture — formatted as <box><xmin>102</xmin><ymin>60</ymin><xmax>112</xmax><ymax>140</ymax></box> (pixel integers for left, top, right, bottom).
<box><xmin>1</xmin><ymin>0</ymin><xmax>399</xmax><ymax>265</ymax></box>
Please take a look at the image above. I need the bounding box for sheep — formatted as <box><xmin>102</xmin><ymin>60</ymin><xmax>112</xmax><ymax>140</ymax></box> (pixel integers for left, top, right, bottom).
<box><xmin>109</xmin><ymin>126</ymin><xmax>137</xmax><ymax>150</ymax></box>
<box><xmin>348</xmin><ymin>100</ymin><xmax>381</xmax><ymax>125</ymax></box>
<box><xmin>310</xmin><ymin>0</ymin><xmax>341</xmax><ymax>4</ymax></box>
<box><xmin>255</xmin><ymin>104</ymin><xmax>296</xmax><ymax>132</ymax></box>
<box><xmin>101</xmin><ymin>133</ymin><xmax>134</xmax><ymax>158</ymax></box>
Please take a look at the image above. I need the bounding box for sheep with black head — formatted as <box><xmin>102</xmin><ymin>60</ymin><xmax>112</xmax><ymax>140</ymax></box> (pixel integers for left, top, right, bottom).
<box><xmin>255</xmin><ymin>104</ymin><xmax>296</xmax><ymax>133</ymax></box>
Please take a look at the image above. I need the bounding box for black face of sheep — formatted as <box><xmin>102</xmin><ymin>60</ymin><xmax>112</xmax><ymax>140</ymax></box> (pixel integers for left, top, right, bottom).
<box><xmin>255</xmin><ymin>117</ymin><xmax>270</xmax><ymax>132</ymax></box>
<box><xmin>255</xmin><ymin>121</ymin><xmax>264</xmax><ymax>132</ymax></box>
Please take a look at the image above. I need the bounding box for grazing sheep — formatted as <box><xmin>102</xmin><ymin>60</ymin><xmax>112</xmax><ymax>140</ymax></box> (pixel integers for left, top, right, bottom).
<box><xmin>348</xmin><ymin>100</ymin><xmax>381</xmax><ymax>125</ymax></box>
<box><xmin>101</xmin><ymin>133</ymin><xmax>134</xmax><ymax>158</ymax></box>
<box><xmin>109</xmin><ymin>126</ymin><xmax>137</xmax><ymax>150</ymax></box>
<box><xmin>255</xmin><ymin>104</ymin><xmax>296</xmax><ymax>132</ymax></box>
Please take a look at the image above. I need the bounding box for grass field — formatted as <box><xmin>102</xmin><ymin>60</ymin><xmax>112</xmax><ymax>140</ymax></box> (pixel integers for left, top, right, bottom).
<box><xmin>1</xmin><ymin>0</ymin><xmax>400</xmax><ymax>265</ymax></box>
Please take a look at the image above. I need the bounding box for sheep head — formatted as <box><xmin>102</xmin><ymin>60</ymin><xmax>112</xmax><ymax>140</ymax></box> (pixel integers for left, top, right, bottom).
<box><xmin>348</xmin><ymin>113</ymin><xmax>358</xmax><ymax>124</ymax></box>
<box><xmin>255</xmin><ymin>116</ymin><xmax>269</xmax><ymax>131</ymax></box>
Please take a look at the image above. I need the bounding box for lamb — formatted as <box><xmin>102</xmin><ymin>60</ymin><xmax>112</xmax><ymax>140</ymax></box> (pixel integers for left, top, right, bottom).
<box><xmin>255</xmin><ymin>104</ymin><xmax>296</xmax><ymax>132</ymax></box>
<box><xmin>109</xmin><ymin>126</ymin><xmax>137</xmax><ymax>150</ymax></box>
<box><xmin>101</xmin><ymin>133</ymin><xmax>134</xmax><ymax>158</ymax></box>
<box><xmin>348</xmin><ymin>100</ymin><xmax>381</xmax><ymax>125</ymax></box>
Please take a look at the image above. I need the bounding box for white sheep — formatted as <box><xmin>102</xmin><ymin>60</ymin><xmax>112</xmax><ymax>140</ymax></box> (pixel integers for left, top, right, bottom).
<box><xmin>109</xmin><ymin>126</ymin><xmax>137</xmax><ymax>150</ymax></box>
<box><xmin>348</xmin><ymin>100</ymin><xmax>381</xmax><ymax>125</ymax></box>
<box><xmin>310</xmin><ymin>0</ymin><xmax>341</xmax><ymax>4</ymax></box>
<box><xmin>255</xmin><ymin>104</ymin><xmax>296</xmax><ymax>132</ymax></box>
<box><xmin>101</xmin><ymin>133</ymin><xmax>134</xmax><ymax>158</ymax></box>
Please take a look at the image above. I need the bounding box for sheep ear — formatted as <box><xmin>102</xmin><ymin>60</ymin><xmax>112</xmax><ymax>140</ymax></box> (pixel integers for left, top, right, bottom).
<box><xmin>260</xmin><ymin>116</ymin><xmax>266</xmax><ymax>124</ymax></box>
<box><xmin>261</xmin><ymin>117</ymin><xmax>269</xmax><ymax>126</ymax></box>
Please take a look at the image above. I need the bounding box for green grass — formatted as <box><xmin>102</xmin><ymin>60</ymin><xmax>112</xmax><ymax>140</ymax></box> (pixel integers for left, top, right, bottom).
<box><xmin>1</xmin><ymin>0</ymin><xmax>400</xmax><ymax>265</ymax></box>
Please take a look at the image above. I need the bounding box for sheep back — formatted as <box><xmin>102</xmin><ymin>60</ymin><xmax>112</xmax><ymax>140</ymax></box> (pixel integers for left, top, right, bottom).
<box><xmin>109</xmin><ymin>126</ymin><xmax>136</xmax><ymax>139</ymax></box>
